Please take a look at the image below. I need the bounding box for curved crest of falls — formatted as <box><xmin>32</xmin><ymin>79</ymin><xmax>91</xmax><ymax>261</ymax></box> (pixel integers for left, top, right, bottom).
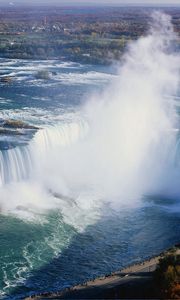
<box><xmin>0</xmin><ymin>120</ymin><xmax>88</xmax><ymax>185</ymax></box>
<box><xmin>0</xmin><ymin>11</ymin><xmax>180</xmax><ymax>300</ymax></box>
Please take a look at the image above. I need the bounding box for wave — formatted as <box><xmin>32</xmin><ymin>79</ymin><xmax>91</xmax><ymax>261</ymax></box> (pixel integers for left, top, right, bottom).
<box><xmin>53</xmin><ymin>71</ymin><xmax>116</xmax><ymax>85</ymax></box>
<box><xmin>0</xmin><ymin>58</ymin><xmax>114</xmax><ymax>86</ymax></box>
<box><xmin>0</xmin><ymin>60</ymin><xmax>82</xmax><ymax>72</ymax></box>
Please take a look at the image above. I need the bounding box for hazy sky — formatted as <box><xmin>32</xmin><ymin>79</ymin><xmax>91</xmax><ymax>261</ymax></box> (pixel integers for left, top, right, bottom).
<box><xmin>2</xmin><ymin>0</ymin><xmax>180</xmax><ymax>6</ymax></box>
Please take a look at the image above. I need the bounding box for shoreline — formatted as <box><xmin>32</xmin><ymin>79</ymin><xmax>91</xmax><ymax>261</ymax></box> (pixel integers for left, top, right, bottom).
<box><xmin>25</xmin><ymin>244</ymin><xmax>180</xmax><ymax>299</ymax></box>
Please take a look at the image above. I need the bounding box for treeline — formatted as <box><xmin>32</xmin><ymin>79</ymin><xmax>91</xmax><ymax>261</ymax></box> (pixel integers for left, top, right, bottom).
<box><xmin>0</xmin><ymin>6</ymin><xmax>148</xmax><ymax>64</ymax></box>
<box><xmin>0</xmin><ymin>6</ymin><xmax>180</xmax><ymax>64</ymax></box>
<box><xmin>154</xmin><ymin>249</ymin><xmax>180</xmax><ymax>299</ymax></box>
<box><xmin>0</xmin><ymin>33</ymin><xmax>127</xmax><ymax>64</ymax></box>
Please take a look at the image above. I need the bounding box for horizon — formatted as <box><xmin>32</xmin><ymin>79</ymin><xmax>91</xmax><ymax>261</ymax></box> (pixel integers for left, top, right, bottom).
<box><xmin>0</xmin><ymin>0</ymin><xmax>180</xmax><ymax>7</ymax></box>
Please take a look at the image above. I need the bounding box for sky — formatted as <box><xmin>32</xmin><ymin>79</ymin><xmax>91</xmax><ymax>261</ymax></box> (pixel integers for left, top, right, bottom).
<box><xmin>1</xmin><ymin>0</ymin><xmax>180</xmax><ymax>6</ymax></box>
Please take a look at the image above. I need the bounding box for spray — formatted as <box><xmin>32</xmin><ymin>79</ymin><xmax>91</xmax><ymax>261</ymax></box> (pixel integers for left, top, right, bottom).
<box><xmin>0</xmin><ymin>12</ymin><xmax>179</xmax><ymax>222</ymax></box>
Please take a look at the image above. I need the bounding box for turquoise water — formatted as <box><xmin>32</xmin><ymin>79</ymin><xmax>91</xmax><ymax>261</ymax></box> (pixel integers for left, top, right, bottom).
<box><xmin>0</xmin><ymin>58</ymin><xmax>179</xmax><ymax>300</ymax></box>
<box><xmin>1</xmin><ymin>201</ymin><xmax>180</xmax><ymax>299</ymax></box>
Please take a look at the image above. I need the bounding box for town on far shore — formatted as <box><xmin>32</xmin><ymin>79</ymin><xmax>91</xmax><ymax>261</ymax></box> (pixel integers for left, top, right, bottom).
<box><xmin>0</xmin><ymin>5</ymin><xmax>179</xmax><ymax>64</ymax></box>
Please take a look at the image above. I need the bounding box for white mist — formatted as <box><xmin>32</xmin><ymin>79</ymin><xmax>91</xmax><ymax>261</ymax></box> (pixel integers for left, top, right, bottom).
<box><xmin>44</xmin><ymin>11</ymin><xmax>180</xmax><ymax>204</ymax></box>
<box><xmin>0</xmin><ymin>12</ymin><xmax>180</xmax><ymax>224</ymax></box>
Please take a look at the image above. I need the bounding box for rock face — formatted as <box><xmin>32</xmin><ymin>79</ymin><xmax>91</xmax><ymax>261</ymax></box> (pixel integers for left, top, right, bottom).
<box><xmin>0</xmin><ymin>119</ymin><xmax>39</xmax><ymax>149</ymax></box>
<box><xmin>0</xmin><ymin>128</ymin><xmax>23</xmax><ymax>135</ymax></box>
<box><xmin>3</xmin><ymin>119</ymin><xmax>38</xmax><ymax>130</ymax></box>
<box><xmin>35</xmin><ymin>70</ymin><xmax>50</xmax><ymax>80</ymax></box>
<box><xmin>0</xmin><ymin>76</ymin><xmax>13</xmax><ymax>83</ymax></box>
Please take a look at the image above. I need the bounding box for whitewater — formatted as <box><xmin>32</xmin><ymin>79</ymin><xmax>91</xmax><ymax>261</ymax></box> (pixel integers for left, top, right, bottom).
<box><xmin>0</xmin><ymin>11</ymin><xmax>180</xmax><ymax>299</ymax></box>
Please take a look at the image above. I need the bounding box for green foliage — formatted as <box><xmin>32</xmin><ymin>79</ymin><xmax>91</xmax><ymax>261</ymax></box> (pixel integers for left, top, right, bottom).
<box><xmin>154</xmin><ymin>253</ymin><xmax>180</xmax><ymax>298</ymax></box>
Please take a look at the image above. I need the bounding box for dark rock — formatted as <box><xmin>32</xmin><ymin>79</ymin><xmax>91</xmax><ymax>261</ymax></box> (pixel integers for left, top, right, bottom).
<box><xmin>0</xmin><ymin>76</ymin><xmax>13</xmax><ymax>83</ymax></box>
<box><xmin>35</xmin><ymin>70</ymin><xmax>50</xmax><ymax>80</ymax></box>
<box><xmin>3</xmin><ymin>119</ymin><xmax>38</xmax><ymax>130</ymax></box>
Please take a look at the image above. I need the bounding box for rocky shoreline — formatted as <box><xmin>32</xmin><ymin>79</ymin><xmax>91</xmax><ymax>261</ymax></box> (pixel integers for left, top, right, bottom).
<box><xmin>24</xmin><ymin>244</ymin><xmax>180</xmax><ymax>300</ymax></box>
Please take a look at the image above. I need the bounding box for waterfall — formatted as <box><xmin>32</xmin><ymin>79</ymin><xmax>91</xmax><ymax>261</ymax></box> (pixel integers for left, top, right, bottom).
<box><xmin>0</xmin><ymin>120</ymin><xmax>88</xmax><ymax>188</ymax></box>
<box><xmin>0</xmin><ymin>11</ymin><xmax>180</xmax><ymax>218</ymax></box>
<box><xmin>0</xmin><ymin>147</ymin><xmax>32</xmax><ymax>186</ymax></box>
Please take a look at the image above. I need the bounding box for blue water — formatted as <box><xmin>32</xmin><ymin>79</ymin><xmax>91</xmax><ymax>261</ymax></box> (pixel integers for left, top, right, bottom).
<box><xmin>0</xmin><ymin>58</ymin><xmax>179</xmax><ymax>300</ymax></box>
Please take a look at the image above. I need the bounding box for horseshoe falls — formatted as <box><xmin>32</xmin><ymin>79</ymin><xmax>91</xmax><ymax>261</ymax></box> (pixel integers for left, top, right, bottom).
<box><xmin>0</xmin><ymin>11</ymin><xmax>180</xmax><ymax>299</ymax></box>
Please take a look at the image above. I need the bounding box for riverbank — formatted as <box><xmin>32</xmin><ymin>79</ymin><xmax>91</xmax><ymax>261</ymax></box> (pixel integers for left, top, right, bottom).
<box><xmin>25</xmin><ymin>244</ymin><xmax>180</xmax><ymax>299</ymax></box>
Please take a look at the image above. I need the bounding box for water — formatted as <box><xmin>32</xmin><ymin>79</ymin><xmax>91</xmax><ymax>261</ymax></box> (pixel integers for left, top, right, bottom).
<box><xmin>0</xmin><ymin>12</ymin><xmax>180</xmax><ymax>300</ymax></box>
<box><xmin>0</xmin><ymin>58</ymin><xmax>120</xmax><ymax>299</ymax></box>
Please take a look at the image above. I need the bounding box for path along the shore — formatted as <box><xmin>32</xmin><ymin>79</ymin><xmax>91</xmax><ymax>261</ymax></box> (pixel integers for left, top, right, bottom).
<box><xmin>26</xmin><ymin>247</ymin><xmax>180</xmax><ymax>299</ymax></box>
